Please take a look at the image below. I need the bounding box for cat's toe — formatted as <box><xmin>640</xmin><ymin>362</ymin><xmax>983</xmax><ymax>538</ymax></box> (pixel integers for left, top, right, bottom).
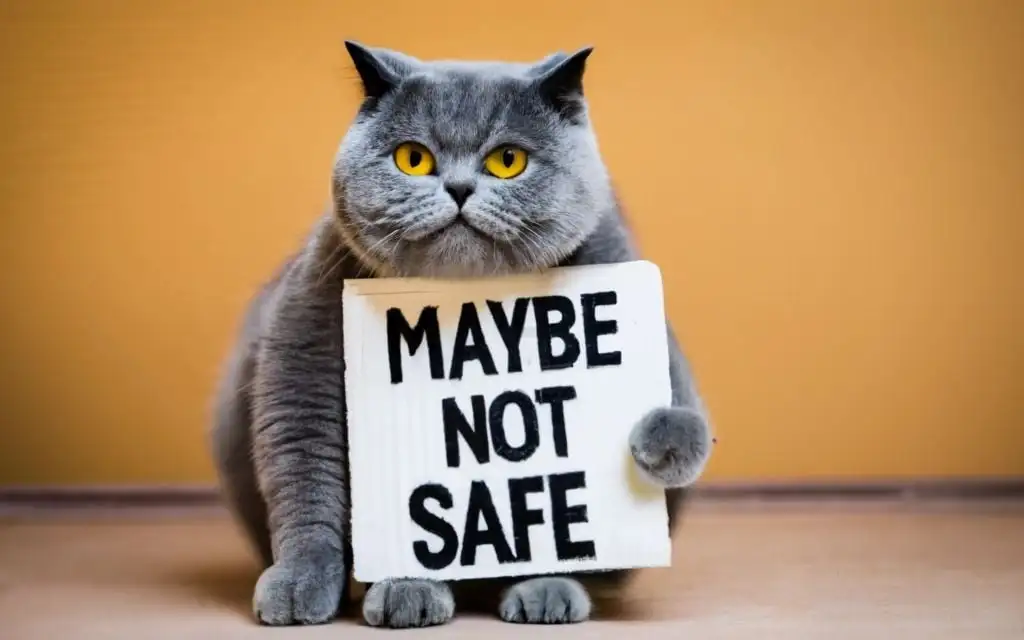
<box><xmin>498</xmin><ymin>577</ymin><xmax>591</xmax><ymax>624</ymax></box>
<box><xmin>253</xmin><ymin>555</ymin><xmax>345</xmax><ymax>625</ymax></box>
<box><xmin>362</xmin><ymin>579</ymin><xmax>455</xmax><ymax>628</ymax></box>
<box><xmin>629</xmin><ymin>406</ymin><xmax>712</xmax><ymax>487</ymax></box>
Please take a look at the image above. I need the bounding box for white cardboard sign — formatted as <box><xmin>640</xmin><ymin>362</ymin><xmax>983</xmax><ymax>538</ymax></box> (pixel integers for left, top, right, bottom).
<box><xmin>344</xmin><ymin>260</ymin><xmax>672</xmax><ymax>583</ymax></box>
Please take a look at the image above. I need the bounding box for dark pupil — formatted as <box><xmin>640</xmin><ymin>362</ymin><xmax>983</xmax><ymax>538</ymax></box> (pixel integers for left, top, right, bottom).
<box><xmin>502</xmin><ymin>149</ymin><xmax>516</xmax><ymax>168</ymax></box>
<box><xmin>408</xmin><ymin>149</ymin><xmax>422</xmax><ymax>167</ymax></box>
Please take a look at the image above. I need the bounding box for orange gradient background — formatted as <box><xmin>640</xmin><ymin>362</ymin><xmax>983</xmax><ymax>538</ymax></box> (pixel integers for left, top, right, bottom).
<box><xmin>0</xmin><ymin>0</ymin><xmax>1021</xmax><ymax>486</ymax></box>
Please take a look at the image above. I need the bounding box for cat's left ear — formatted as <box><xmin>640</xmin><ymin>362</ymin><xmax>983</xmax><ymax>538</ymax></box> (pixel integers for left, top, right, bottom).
<box><xmin>344</xmin><ymin>41</ymin><xmax>416</xmax><ymax>100</ymax></box>
<box><xmin>533</xmin><ymin>47</ymin><xmax>594</xmax><ymax>120</ymax></box>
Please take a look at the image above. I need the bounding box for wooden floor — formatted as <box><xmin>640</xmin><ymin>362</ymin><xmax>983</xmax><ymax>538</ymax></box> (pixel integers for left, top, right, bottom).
<box><xmin>1</xmin><ymin>501</ymin><xmax>1022</xmax><ymax>639</ymax></box>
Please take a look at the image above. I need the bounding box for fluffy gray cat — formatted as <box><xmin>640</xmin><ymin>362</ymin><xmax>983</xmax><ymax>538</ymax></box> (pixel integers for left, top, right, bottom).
<box><xmin>211</xmin><ymin>41</ymin><xmax>713</xmax><ymax>628</ymax></box>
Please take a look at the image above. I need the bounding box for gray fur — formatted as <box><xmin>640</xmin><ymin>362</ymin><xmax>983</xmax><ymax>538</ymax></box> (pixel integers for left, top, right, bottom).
<box><xmin>210</xmin><ymin>41</ymin><xmax>712</xmax><ymax>628</ymax></box>
<box><xmin>498</xmin><ymin>577</ymin><xmax>591</xmax><ymax>624</ymax></box>
<box><xmin>631</xmin><ymin>407</ymin><xmax>712</xmax><ymax>488</ymax></box>
<box><xmin>363</xmin><ymin>579</ymin><xmax>455</xmax><ymax>628</ymax></box>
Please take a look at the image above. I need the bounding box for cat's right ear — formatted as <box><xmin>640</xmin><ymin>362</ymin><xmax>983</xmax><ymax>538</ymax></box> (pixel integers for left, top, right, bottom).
<box><xmin>532</xmin><ymin>47</ymin><xmax>594</xmax><ymax>121</ymax></box>
<box><xmin>344</xmin><ymin>41</ymin><xmax>413</xmax><ymax>99</ymax></box>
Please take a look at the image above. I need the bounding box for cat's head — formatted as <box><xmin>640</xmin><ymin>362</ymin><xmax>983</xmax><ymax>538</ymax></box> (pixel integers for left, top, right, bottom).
<box><xmin>332</xmin><ymin>42</ymin><xmax>614</xmax><ymax>278</ymax></box>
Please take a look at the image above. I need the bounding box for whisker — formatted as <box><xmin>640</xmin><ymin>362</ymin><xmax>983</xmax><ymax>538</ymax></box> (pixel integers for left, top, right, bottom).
<box><xmin>362</xmin><ymin>227</ymin><xmax>403</xmax><ymax>257</ymax></box>
<box><xmin>353</xmin><ymin>227</ymin><xmax>403</xmax><ymax>278</ymax></box>
<box><xmin>314</xmin><ymin>243</ymin><xmax>347</xmax><ymax>288</ymax></box>
<box><xmin>515</xmin><ymin>219</ymin><xmax>553</xmax><ymax>266</ymax></box>
<box><xmin>315</xmin><ymin>244</ymin><xmax>343</xmax><ymax>280</ymax></box>
<box><xmin>316</xmin><ymin>252</ymin><xmax>346</xmax><ymax>288</ymax></box>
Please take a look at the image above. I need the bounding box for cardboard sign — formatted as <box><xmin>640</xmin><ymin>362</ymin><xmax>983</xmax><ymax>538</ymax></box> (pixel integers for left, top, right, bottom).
<box><xmin>344</xmin><ymin>261</ymin><xmax>672</xmax><ymax>583</ymax></box>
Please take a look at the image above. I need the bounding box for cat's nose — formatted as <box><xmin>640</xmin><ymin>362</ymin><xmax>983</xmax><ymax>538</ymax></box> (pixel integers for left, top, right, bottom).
<box><xmin>445</xmin><ymin>183</ymin><xmax>474</xmax><ymax>209</ymax></box>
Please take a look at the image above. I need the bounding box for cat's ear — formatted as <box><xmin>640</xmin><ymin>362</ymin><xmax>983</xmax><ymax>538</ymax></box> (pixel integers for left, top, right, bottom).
<box><xmin>531</xmin><ymin>52</ymin><xmax>570</xmax><ymax>76</ymax></box>
<box><xmin>344</xmin><ymin>41</ymin><xmax>415</xmax><ymax>99</ymax></box>
<box><xmin>533</xmin><ymin>47</ymin><xmax>594</xmax><ymax>119</ymax></box>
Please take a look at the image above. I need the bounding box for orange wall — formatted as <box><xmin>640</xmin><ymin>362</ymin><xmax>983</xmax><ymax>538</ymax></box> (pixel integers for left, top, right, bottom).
<box><xmin>1</xmin><ymin>0</ymin><xmax>1021</xmax><ymax>486</ymax></box>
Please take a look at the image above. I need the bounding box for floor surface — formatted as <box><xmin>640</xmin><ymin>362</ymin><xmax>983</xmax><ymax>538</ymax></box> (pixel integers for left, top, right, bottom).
<box><xmin>1</xmin><ymin>501</ymin><xmax>1022</xmax><ymax>639</ymax></box>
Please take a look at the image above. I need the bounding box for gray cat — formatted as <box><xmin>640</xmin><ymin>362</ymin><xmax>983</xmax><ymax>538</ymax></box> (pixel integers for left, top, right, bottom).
<box><xmin>210</xmin><ymin>41</ymin><xmax>713</xmax><ymax>628</ymax></box>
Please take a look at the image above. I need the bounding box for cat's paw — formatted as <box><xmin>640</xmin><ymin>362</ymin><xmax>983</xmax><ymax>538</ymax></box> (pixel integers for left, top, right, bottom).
<box><xmin>252</xmin><ymin>551</ymin><xmax>346</xmax><ymax>625</ymax></box>
<box><xmin>629</xmin><ymin>406</ymin><xmax>712</xmax><ymax>488</ymax></box>
<box><xmin>498</xmin><ymin>577</ymin><xmax>591</xmax><ymax>624</ymax></box>
<box><xmin>362</xmin><ymin>578</ymin><xmax>455</xmax><ymax>628</ymax></box>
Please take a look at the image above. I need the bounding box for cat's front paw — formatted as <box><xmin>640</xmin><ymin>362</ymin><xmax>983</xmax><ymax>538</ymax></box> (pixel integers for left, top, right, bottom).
<box><xmin>253</xmin><ymin>550</ymin><xmax>346</xmax><ymax>625</ymax></box>
<box><xmin>498</xmin><ymin>577</ymin><xmax>591</xmax><ymax>624</ymax></box>
<box><xmin>362</xmin><ymin>578</ymin><xmax>454</xmax><ymax>628</ymax></box>
<box><xmin>629</xmin><ymin>406</ymin><xmax>712</xmax><ymax>488</ymax></box>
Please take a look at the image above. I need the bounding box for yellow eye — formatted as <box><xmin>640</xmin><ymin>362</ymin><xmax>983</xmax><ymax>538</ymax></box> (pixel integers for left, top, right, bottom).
<box><xmin>394</xmin><ymin>142</ymin><xmax>435</xmax><ymax>176</ymax></box>
<box><xmin>484</xmin><ymin>146</ymin><xmax>528</xmax><ymax>179</ymax></box>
